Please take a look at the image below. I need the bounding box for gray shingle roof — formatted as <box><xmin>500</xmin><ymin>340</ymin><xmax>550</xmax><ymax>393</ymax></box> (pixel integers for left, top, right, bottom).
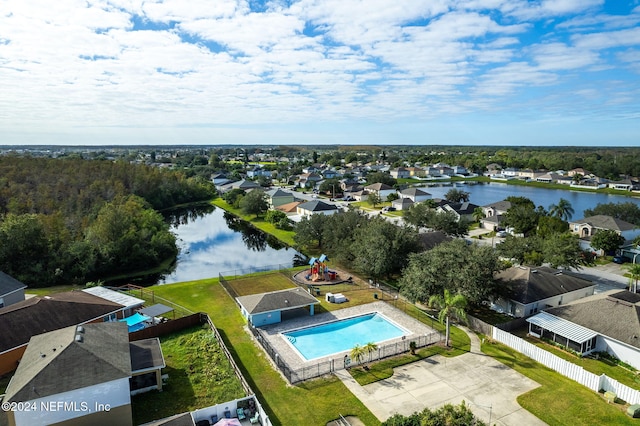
<box><xmin>4</xmin><ymin>322</ymin><xmax>131</xmax><ymax>402</ymax></box>
<box><xmin>0</xmin><ymin>271</ymin><xmax>27</xmax><ymax>296</ymax></box>
<box><xmin>545</xmin><ymin>290</ymin><xmax>640</xmax><ymax>350</ymax></box>
<box><xmin>496</xmin><ymin>266</ymin><xmax>595</xmax><ymax>305</ymax></box>
<box><xmin>0</xmin><ymin>291</ymin><xmax>123</xmax><ymax>353</ymax></box>
<box><xmin>298</xmin><ymin>200</ymin><xmax>338</xmax><ymax>212</ymax></box>
<box><xmin>237</xmin><ymin>288</ymin><xmax>320</xmax><ymax>315</ymax></box>
<box><xmin>400</xmin><ymin>188</ymin><xmax>430</xmax><ymax>196</ymax></box>
<box><xmin>571</xmin><ymin>215</ymin><xmax>636</xmax><ymax>232</ymax></box>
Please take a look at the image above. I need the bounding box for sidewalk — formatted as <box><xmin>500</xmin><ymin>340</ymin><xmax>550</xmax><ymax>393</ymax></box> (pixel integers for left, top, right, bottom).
<box><xmin>335</xmin><ymin>327</ymin><xmax>546</xmax><ymax>425</ymax></box>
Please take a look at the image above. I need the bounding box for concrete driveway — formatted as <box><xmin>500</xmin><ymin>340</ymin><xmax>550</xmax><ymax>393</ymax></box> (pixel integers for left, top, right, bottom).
<box><xmin>336</xmin><ymin>330</ymin><xmax>546</xmax><ymax>426</ymax></box>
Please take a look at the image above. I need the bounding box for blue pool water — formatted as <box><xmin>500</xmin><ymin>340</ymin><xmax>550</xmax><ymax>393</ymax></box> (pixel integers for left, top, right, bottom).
<box><xmin>283</xmin><ymin>312</ymin><xmax>408</xmax><ymax>360</ymax></box>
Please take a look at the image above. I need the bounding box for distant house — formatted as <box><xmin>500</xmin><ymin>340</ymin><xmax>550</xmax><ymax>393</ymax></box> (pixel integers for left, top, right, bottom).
<box><xmin>492</xmin><ymin>266</ymin><xmax>596</xmax><ymax>318</ymax></box>
<box><xmin>398</xmin><ymin>187</ymin><xmax>431</xmax><ymax>203</ymax></box>
<box><xmin>536</xmin><ymin>172</ymin><xmax>563</xmax><ymax>183</ymax></box>
<box><xmin>296</xmin><ymin>200</ymin><xmax>339</xmax><ymax>218</ymax></box>
<box><xmin>246</xmin><ymin>166</ymin><xmax>272</xmax><ymax>179</ymax></box>
<box><xmin>436</xmin><ymin>202</ymin><xmax>480</xmax><ymax>222</ymax></box>
<box><xmin>568</xmin><ymin>168</ymin><xmax>591</xmax><ymax>177</ymax></box>
<box><xmin>406</xmin><ymin>167</ymin><xmax>425</xmax><ymax>177</ymax></box>
<box><xmin>608</xmin><ymin>179</ymin><xmax>634</xmax><ymax>191</ymax></box>
<box><xmin>211</xmin><ymin>173</ymin><xmax>232</xmax><ymax>186</ymax></box>
<box><xmin>0</xmin><ymin>291</ymin><xmax>129</xmax><ymax>375</ymax></box>
<box><xmin>266</xmin><ymin>188</ymin><xmax>296</xmax><ymax>208</ymax></box>
<box><xmin>392</xmin><ymin>197</ymin><xmax>414</xmax><ymax>211</ymax></box>
<box><xmin>479</xmin><ymin>200</ymin><xmax>511</xmax><ymax>230</ymax></box>
<box><xmin>390</xmin><ymin>167</ymin><xmax>410</xmax><ymax>179</ymax></box>
<box><xmin>526</xmin><ymin>290</ymin><xmax>640</xmax><ymax>368</ymax></box>
<box><xmin>237</xmin><ymin>288</ymin><xmax>320</xmax><ymax>326</ymax></box>
<box><xmin>0</xmin><ymin>271</ymin><xmax>27</xmax><ymax>309</ymax></box>
<box><xmin>364</xmin><ymin>182</ymin><xmax>396</xmax><ymax>201</ymax></box>
<box><xmin>218</xmin><ymin>179</ymin><xmax>261</xmax><ymax>194</ymax></box>
<box><xmin>275</xmin><ymin>201</ymin><xmax>301</xmax><ymax>214</ymax></box>
<box><xmin>3</xmin><ymin>322</ymin><xmax>165</xmax><ymax>426</ymax></box>
<box><xmin>569</xmin><ymin>215</ymin><xmax>640</xmax><ymax>254</ymax></box>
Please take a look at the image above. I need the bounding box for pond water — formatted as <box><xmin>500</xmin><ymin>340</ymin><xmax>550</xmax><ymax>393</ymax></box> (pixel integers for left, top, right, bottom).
<box><xmin>420</xmin><ymin>181</ymin><xmax>640</xmax><ymax>219</ymax></box>
<box><xmin>157</xmin><ymin>205</ymin><xmax>303</xmax><ymax>285</ymax></box>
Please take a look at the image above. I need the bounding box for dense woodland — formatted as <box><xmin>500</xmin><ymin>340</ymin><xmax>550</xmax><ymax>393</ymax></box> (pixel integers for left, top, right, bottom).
<box><xmin>0</xmin><ymin>156</ymin><xmax>215</xmax><ymax>287</ymax></box>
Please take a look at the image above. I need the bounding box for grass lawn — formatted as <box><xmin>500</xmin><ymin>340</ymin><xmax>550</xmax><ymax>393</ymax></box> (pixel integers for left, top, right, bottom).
<box><xmin>131</xmin><ymin>325</ymin><xmax>245</xmax><ymax>425</ymax></box>
<box><xmin>482</xmin><ymin>337</ymin><xmax>637</xmax><ymax>425</ymax></box>
<box><xmin>151</xmin><ymin>278</ymin><xmax>381</xmax><ymax>426</ymax></box>
<box><xmin>227</xmin><ymin>273</ymin><xmax>296</xmax><ymax>296</ymax></box>
<box><xmin>517</xmin><ymin>333</ymin><xmax>640</xmax><ymax>390</ymax></box>
<box><xmin>211</xmin><ymin>199</ymin><xmax>297</xmax><ymax>247</ymax></box>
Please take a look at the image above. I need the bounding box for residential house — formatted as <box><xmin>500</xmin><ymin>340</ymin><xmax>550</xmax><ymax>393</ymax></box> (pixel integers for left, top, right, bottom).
<box><xmin>518</xmin><ymin>169</ymin><xmax>546</xmax><ymax>180</ymax></box>
<box><xmin>296</xmin><ymin>200</ymin><xmax>339</xmax><ymax>218</ymax></box>
<box><xmin>526</xmin><ymin>290</ymin><xmax>640</xmax><ymax>369</ymax></box>
<box><xmin>608</xmin><ymin>179</ymin><xmax>634</xmax><ymax>191</ymax></box>
<box><xmin>275</xmin><ymin>201</ymin><xmax>302</xmax><ymax>215</ymax></box>
<box><xmin>503</xmin><ymin>167</ymin><xmax>519</xmax><ymax>177</ymax></box>
<box><xmin>452</xmin><ymin>165</ymin><xmax>469</xmax><ymax>176</ymax></box>
<box><xmin>480</xmin><ymin>200</ymin><xmax>511</xmax><ymax>230</ymax></box>
<box><xmin>3</xmin><ymin>322</ymin><xmax>165</xmax><ymax>426</ymax></box>
<box><xmin>296</xmin><ymin>173</ymin><xmax>322</xmax><ymax>189</ymax></box>
<box><xmin>390</xmin><ymin>167</ymin><xmax>410</xmax><ymax>179</ymax></box>
<box><xmin>492</xmin><ymin>266</ymin><xmax>596</xmax><ymax>318</ymax></box>
<box><xmin>246</xmin><ymin>166</ymin><xmax>272</xmax><ymax>179</ymax></box>
<box><xmin>535</xmin><ymin>172</ymin><xmax>564</xmax><ymax>183</ymax></box>
<box><xmin>424</xmin><ymin>166</ymin><xmax>442</xmax><ymax>177</ymax></box>
<box><xmin>82</xmin><ymin>286</ymin><xmax>144</xmax><ymax>319</ymax></box>
<box><xmin>0</xmin><ymin>272</ymin><xmax>27</xmax><ymax>309</ymax></box>
<box><xmin>436</xmin><ymin>201</ymin><xmax>480</xmax><ymax>222</ymax></box>
<box><xmin>0</xmin><ymin>291</ymin><xmax>129</xmax><ymax>375</ymax></box>
<box><xmin>364</xmin><ymin>182</ymin><xmax>396</xmax><ymax>201</ymax></box>
<box><xmin>398</xmin><ymin>187</ymin><xmax>431</xmax><ymax>203</ymax></box>
<box><xmin>321</xmin><ymin>169</ymin><xmax>339</xmax><ymax>179</ymax></box>
<box><xmin>391</xmin><ymin>197</ymin><xmax>414</xmax><ymax>211</ymax></box>
<box><xmin>211</xmin><ymin>172</ymin><xmax>232</xmax><ymax>187</ymax></box>
<box><xmin>569</xmin><ymin>215</ymin><xmax>640</xmax><ymax>254</ymax></box>
<box><xmin>265</xmin><ymin>188</ymin><xmax>296</xmax><ymax>208</ymax></box>
<box><xmin>568</xmin><ymin>167</ymin><xmax>591</xmax><ymax>177</ymax></box>
<box><xmin>406</xmin><ymin>167</ymin><xmax>425</xmax><ymax>177</ymax></box>
<box><xmin>218</xmin><ymin>179</ymin><xmax>261</xmax><ymax>194</ymax></box>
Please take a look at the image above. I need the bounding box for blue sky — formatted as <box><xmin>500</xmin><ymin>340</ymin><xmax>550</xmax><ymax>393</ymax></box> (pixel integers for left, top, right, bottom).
<box><xmin>1</xmin><ymin>0</ymin><xmax>639</xmax><ymax>146</ymax></box>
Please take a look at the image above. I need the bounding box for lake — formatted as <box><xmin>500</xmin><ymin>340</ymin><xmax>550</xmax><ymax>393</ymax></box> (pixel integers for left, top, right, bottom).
<box><xmin>158</xmin><ymin>205</ymin><xmax>303</xmax><ymax>285</ymax></box>
<box><xmin>419</xmin><ymin>181</ymin><xmax>640</xmax><ymax>219</ymax></box>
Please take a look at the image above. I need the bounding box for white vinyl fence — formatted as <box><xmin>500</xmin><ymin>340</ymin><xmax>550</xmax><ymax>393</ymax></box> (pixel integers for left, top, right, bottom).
<box><xmin>492</xmin><ymin>328</ymin><xmax>640</xmax><ymax>405</ymax></box>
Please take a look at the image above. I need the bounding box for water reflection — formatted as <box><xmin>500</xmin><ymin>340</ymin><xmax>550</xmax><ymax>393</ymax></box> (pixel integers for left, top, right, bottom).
<box><xmin>156</xmin><ymin>206</ymin><xmax>302</xmax><ymax>284</ymax></box>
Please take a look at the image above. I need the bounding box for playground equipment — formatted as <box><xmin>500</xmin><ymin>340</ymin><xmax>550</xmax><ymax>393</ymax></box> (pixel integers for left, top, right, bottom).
<box><xmin>305</xmin><ymin>254</ymin><xmax>338</xmax><ymax>282</ymax></box>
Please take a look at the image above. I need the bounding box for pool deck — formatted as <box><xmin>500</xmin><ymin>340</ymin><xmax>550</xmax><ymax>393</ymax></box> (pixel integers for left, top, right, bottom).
<box><xmin>255</xmin><ymin>302</ymin><xmax>439</xmax><ymax>372</ymax></box>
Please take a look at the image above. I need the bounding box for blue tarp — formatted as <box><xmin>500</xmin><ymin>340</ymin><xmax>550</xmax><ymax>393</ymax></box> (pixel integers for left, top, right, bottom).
<box><xmin>308</xmin><ymin>257</ymin><xmax>317</xmax><ymax>266</ymax></box>
<box><xmin>119</xmin><ymin>312</ymin><xmax>151</xmax><ymax>328</ymax></box>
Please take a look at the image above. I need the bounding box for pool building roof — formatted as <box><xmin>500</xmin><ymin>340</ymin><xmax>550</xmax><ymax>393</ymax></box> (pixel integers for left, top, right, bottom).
<box><xmin>237</xmin><ymin>288</ymin><xmax>320</xmax><ymax>315</ymax></box>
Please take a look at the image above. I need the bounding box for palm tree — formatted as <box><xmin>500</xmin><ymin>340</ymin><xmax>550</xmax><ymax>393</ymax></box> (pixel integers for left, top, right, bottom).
<box><xmin>350</xmin><ymin>344</ymin><xmax>367</xmax><ymax>367</ymax></box>
<box><xmin>627</xmin><ymin>263</ymin><xmax>640</xmax><ymax>293</ymax></box>
<box><xmin>548</xmin><ymin>198</ymin><xmax>575</xmax><ymax>221</ymax></box>
<box><xmin>429</xmin><ymin>289</ymin><xmax>467</xmax><ymax>347</ymax></box>
<box><xmin>363</xmin><ymin>342</ymin><xmax>378</xmax><ymax>365</ymax></box>
<box><xmin>472</xmin><ymin>207</ymin><xmax>485</xmax><ymax>223</ymax></box>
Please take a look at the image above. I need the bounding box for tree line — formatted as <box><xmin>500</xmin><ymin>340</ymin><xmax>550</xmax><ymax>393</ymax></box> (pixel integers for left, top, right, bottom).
<box><xmin>0</xmin><ymin>156</ymin><xmax>216</xmax><ymax>287</ymax></box>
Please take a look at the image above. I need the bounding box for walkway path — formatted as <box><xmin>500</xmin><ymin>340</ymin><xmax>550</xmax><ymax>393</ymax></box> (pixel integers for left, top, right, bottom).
<box><xmin>335</xmin><ymin>327</ymin><xmax>546</xmax><ymax>425</ymax></box>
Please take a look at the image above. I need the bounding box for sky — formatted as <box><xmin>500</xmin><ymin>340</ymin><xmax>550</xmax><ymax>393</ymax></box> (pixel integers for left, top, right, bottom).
<box><xmin>1</xmin><ymin>1</ymin><xmax>639</xmax><ymax>147</ymax></box>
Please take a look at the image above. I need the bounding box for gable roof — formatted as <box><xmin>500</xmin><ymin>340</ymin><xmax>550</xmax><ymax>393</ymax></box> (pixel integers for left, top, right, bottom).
<box><xmin>545</xmin><ymin>290</ymin><xmax>640</xmax><ymax>349</ymax></box>
<box><xmin>266</xmin><ymin>188</ymin><xmax>293</xmax><ymax>198</ymax></box>
<box><xmin>482</xmin><ymin>200</ymin><xmax>512</xmax><ymax>211</ymax></box>
<box><xmin>0</xmin><ymin>271</ymin><xmax>27</xmax><ymax>296</ymax></box>
<box><xmin>298</xmin><ymin>200</ymin><xmax>338</xmax><ymax>212</ymax></box>
<box><xmin>399</xmin><ymin>187</ymin><xmax>431</xmax><ymax>197</ymax></box>
<box><xmin>496</xmin><ymin>266</ymin><xmax>594</xmax><ymax>305</ymax></box>
<box><xmin>365</xmin><ymin>182</ymin><xmax>394</xmax><ymax>191</ymax></box>
<box><xmin>82</xmin><ymin>286</ymin><xmax>144</xmax><ymax>310</ymax></box>
<box><xmin>0</xmin><ymin>291</ymin><xmax>124</xmax><ymax>353</ymax></box>
<box><xmin>441</xmin><ymin>202</ymin><xmax>479</xmax><ymax>215</ymax></box>
<box><xmin>276</xmin><ymin>201</ymin><xmax>302</xmax><ymax>213</ymax></box>
<box><xmin>237</xmin><ymin>287</ymin><xmax>319</xmax><ymax>315</ymax></box>
<box><xmin>4</xmin><ymin>322</ymin><xmax>131</xmax><ymax>402</ymax></box>
<box><xmin>571</xmin><ymin>215</ymin><xmax>636</xmax><ymax>232</ymax></box>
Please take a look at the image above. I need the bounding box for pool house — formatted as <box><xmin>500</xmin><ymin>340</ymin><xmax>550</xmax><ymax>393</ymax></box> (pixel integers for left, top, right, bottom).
<box><xmin>237</xmin><ymin>288</ymin><xmax>320</xmax><ymax>327</ymax></box>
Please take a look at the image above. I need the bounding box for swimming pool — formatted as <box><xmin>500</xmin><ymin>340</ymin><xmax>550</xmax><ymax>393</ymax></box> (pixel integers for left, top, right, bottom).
<box><xmin>282</xmin><ymin>312</ymin><xmax>409</xmax><ymax>360</ymax></box>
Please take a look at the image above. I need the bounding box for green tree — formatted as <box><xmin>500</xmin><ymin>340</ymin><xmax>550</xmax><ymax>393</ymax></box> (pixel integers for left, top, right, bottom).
<box><xmin>367</xmin><ymin>192</ymin><xmax>382</xmax><ymax>208</ymax></box>
<box><xmin>473</xmin><ymin>207</ymin><xmax>485</xmax><ymax>223</ymax></box>
<box><xmin>429</xmin><ymin>289</ymin><xmax>467</xmax><ymax>347</ymax></box>
<box><xmin>319</xmin><ymin>178</ymin><xmax>341</xmax><ymax>196</ymax></box>
<box><xmin>350</xmin><ymin>344</ymin><xmax>366</xmax><ymax>367</ymax></box>
<box><xmin>265</xmin><ymin>209</ymin><xmax>287</xmax><ymax>225</ymax></box>
<box><xmin>382</xmin><ymin>402</ymin><xmax>487</xmax><ymax>426</ymax></box>
<box><xmin>223</xmin><ymin>188</ymin><xmax>246</xmax><ymax>206</ymax></box>
<box><xmin>627</xmin><ymin>263</ymin><xmax>640</xmax><ymax>293</ymax></box>
<box><xmin>495</xmin><ymin>235</ymin><xmax>541</xmax><ymax>265</ymax></box>
<box><xmin>0</xmin><ymin>214</ymin><xmax>50</xmax><ymax>286</ymax></box>
<box><xmin>350</xmin><ymin>218</ymin><xmax>420</xmax><ymax>282</ymax></box>
<box><xmin>403</xmin><ymin>202</ymin><xmax>431</xmax><ymax>230</ymax></box>
<box><xmin>363</xmin><ymin>342</ymin><xmax>378</xmax><ymax>365</ymax></box>
<box><xmin>366</xmin><ymin>172</ymin><xmax>397</xmax><ymax>186</ymax></box>
<box><xmin>444</xmin><ymin>188</ymin><xmax>470</xmax><ymax>203</ymax></box>
<box><xmin>548</xmin><ymin>198</ymin><xmax>575</xmax><ymax>221</ymax></box>
<box><xmin>240</xmin><ymin>189</ymin><xmax>268</xmax><ymax>218</ymax></box>
<box><xmin>503</xmin><ymin>204</ymin><xmax>542</xmax><ymax>236</ymax></box>
<box><xmin>400</xmin><ymin>239</ymin><xmax>503</xmax><ymax>304</ymax></box>
<box><xmin>542</xmin><ymin>233</ymin><xmax>584</xmax><ymax>269</ymax></box>
<box><xmin>590</xmin><ymin>230</ymin><xmax>625</xmax><ymax>255</ymax></box>
<box><xmin>387</xmin><ymin>192</ymin><xmax>399</xmax><ymax>202</ymax></box>
<box><xmin>293</xmin><ymin>214</ymin><xmax>328</xmax><ymax>249</ymax></box>
<box><xmin>536</xmin><ymin>215</ymin><xmax>569</xmax><ymax>238</ymax></box>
